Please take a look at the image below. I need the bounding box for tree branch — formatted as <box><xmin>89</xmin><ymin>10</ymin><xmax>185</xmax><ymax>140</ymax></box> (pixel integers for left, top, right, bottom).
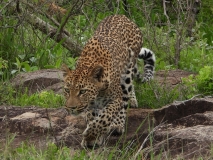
<box><xmin>6</xmin><ymin>0</ymin><xmax>83</xmax><ymax>57</ymax></box>
<box><xmin>58</xmin><ymin>0</ymin><xmax>85</xmax><ymax>35</ymax></box>
<box><xmin>24</xmin><ymin>12</ymin><xmax>82</xmax><ymax>56</ymax></box>
<box><xmin>163</xmin><ymin>0</ymin><xmax>171</xmax><ymax>26</ymax></box>
<box><xmin>22</xmin><ymin>1</ymin><xmax>71</xmax><ymax>37</ymax></box>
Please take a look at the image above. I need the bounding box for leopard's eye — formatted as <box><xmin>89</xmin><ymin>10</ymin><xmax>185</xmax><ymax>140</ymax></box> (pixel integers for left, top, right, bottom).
<box><xmin>79</xmin><ymin>89</ymin><xmax>86</xmax><ymax>95</ymax></box>
<box><xmin>64</xmin><ymin>88</ymin><xmax>70</xmax><ymax>93</ymax></box>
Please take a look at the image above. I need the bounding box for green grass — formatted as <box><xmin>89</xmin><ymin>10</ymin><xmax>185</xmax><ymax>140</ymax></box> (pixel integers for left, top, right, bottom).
<box><xmin>1</xmin><ymin>131</ymin><xmax>213</xmax><ymax>160</ymax></box>
<box><xmin>135</xmin><ymin>81</ymin><xmax>180</xmax><ymax>109</ymax></box>
<box><xmin>1</xmin><ymin>140</ymin><xmax>72</xmax><ymax>160</ymax></box>
<box><xmin>0</xmin><ymin>82</ymin><xmax>65</xmax><ymax>108</ymax></box>
<box><xmin>11</xmin><ymin>90</ymin><xmax>65</xmax><ymax>108</ymax></box>
<box><xmin>134</xmin><ymin>72</ymin><xmax>200</xmax><ymax>109</ymax></box>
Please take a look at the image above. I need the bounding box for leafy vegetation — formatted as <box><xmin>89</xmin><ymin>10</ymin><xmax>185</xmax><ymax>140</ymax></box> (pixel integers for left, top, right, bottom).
<box><xmin>183</xmin><ymin>66</ymin><xmax>213</xmax><ymax>96</ymax></box>
<box><xmin>0</xmin><ymin>0</ymin><xmax>212</xmax><ymax>107</ymax></box>
<box><xmin>0</xmin><ymin>83</ymin><xmax>64</xmax><ymax>108</ymax></box>
<box><xmin>11</xmin><ymin>90</ymin><xmax>65</xmax><ymax>108</ymax></box>
<box><xmin>135</xmin><ymin>81</ymin><xmax>185</xmax><ymax>109</ymax></box>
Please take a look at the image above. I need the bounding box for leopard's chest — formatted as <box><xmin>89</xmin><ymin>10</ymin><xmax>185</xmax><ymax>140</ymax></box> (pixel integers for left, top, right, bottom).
<box><xmin>85</xmin><ymin>96</ymin><xmax>111</xmax><ymax>117</ymax></box>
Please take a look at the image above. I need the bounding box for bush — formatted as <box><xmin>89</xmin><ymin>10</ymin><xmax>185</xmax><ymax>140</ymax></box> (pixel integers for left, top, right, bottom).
<box><xmin>197</xmin><ymin>66</ymin><xmax>213</xmax><ymax>94</ymax></box>
<box><xmin>182</xmin><ymin>66</ymin><xmax>213</xmax><ymax>96</ymax></box>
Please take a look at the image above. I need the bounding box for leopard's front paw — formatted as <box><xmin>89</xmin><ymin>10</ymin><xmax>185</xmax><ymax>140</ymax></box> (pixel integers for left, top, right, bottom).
<box><xmin>81</xmin><ymin>136</ymin><xmax>104</xmax><ymax>149</ymax></box>
<box><xmin>110</xmin><ymin>124</ymin><xmax>125</xmax><ymax>136</ymax></box>
<box><xmin>129</xmin><ymin>97</ymin><xmax>138</xmax><ymax>108</ymax></box>
<box><xmin>81</xmin><ymin>125</ymin><xmax>105</xmax><ymax>148</ymax></box>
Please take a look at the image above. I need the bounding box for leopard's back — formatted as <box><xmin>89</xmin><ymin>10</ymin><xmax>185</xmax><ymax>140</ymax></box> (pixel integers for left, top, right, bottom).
<box><xmin>94</xmin><ymin>15</ymin><xmax>142</xmax><ymax>59</ymax></box>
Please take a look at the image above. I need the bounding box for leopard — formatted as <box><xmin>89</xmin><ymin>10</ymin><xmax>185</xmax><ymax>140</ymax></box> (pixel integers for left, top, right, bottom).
<box><xmin>62</xmin><ymin>15</ymin><xmax>155</xmax><ymax>148</ymax></box>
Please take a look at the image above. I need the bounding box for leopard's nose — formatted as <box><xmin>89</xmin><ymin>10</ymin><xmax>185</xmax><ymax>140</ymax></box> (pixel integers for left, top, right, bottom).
<box><xmin>65</xmin><ymin>106</ymin><xmax>75</xmax><ymax>113</ymax></box>
<box><xmin>65</xmin><ymin>106</ymin><xmax>83</xmax><ymax>115</ymax></box>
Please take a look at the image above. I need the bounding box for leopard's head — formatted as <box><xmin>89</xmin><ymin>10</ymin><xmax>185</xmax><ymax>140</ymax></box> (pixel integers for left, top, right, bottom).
<box><xmin>62</xmin><ymin>64</ymin><xmax>105</xmax><ymax>115</ymax></box>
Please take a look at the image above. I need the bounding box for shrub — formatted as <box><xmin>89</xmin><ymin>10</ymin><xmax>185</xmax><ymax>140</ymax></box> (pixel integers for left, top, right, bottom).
<box><xmin>196</xmin><ymin>66</ymin><xmax>213</xmax><ymax>95</ymax></box>
<box><xmin>182</xmin><ymin>66</ymin><xmax>213</xmax><ymax>96</ymax></box>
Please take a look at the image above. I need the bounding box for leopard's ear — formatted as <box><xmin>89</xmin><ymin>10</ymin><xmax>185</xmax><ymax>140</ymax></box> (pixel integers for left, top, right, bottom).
<box><xmin>89</xmin><ymin>65</ymin><xmax>104</xmax><ymax>82</ymax></box>
<box><xmin>61</xmin><ymin>64</ymin><xmax>70</xmax><ymax>77</ymax></box>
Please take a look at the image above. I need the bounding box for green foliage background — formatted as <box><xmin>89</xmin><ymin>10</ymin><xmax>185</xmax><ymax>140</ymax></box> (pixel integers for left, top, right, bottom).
<box><xmin>0</xmin><ymin>0</ymin><xmax>213</xmax><ymax>108</ymax></box>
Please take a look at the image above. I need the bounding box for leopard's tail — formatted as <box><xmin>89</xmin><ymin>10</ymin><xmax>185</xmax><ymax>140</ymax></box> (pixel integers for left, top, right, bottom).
<box><xmin>137</xmin><ymin>48</ymin><xmax>156</xmax><ymax>82</ymax></box>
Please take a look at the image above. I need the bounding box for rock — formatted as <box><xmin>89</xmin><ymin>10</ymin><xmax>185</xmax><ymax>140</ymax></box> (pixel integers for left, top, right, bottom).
<box><xmin>155</xmin><ymin>69</ymin><xmax>195</xmax><ymax>87</ymax></box>
<box><xmin>154</xmin><ymin>97</ymin><xmax>213</xmax><ymax>123</ymax></box>
<box><xmin>11</xmin><ymin>69</ymin><xmax>63</xmax><ymax>94</ymax></box>
<box><xmin>11</xmin><ymin>112</ymin><xmax>41</xmax><ymax>120</ymax></box>
<box><xmin>152</xmin><ymin>118</ymin><xmax>213</xmax><ymax>159</ymax></box>
<box><xmin>0</xmin><ymin>97</ymin><xmax>213</xmax><ymax>159</ymax></box>
<box><xmin>146</xmin><ymin>97</ymin><xmax>213</xmax><ymax>159</ymax></box>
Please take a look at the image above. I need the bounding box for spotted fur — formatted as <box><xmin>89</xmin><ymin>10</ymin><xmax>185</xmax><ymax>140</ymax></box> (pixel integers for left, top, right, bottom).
<box><xmin>62</xmin><ymin>15</ymin><xmax>155</xmax><ymax>148</ymax></box>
